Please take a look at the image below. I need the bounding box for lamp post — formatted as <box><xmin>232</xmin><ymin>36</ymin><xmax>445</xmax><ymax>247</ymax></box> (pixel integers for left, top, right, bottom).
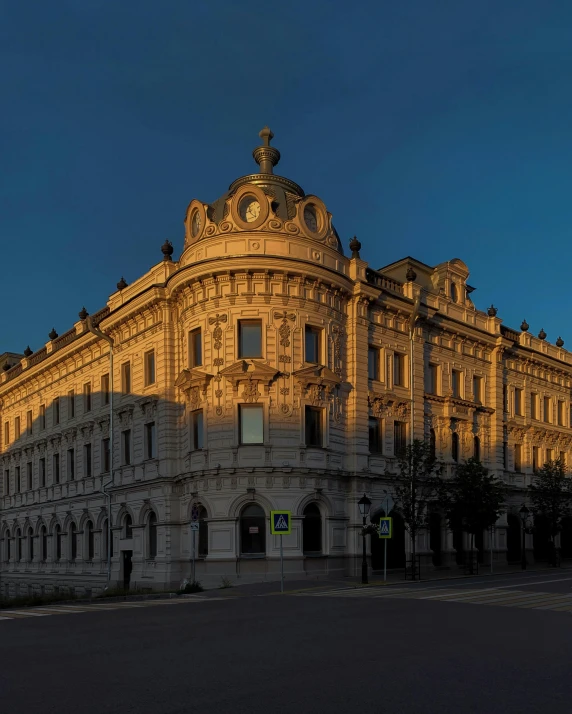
<box><xmin>519</xmin><ymin>504</ymin><xmax>529</xmax><ymax>571</ymax></box>
<box><xmin>358</xmin><ymin>494</ymin><xmax>372</xmax><ymax>584</ymax></box>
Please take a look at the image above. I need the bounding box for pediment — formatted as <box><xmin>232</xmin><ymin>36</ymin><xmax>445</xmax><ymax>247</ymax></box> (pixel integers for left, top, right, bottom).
<box><xmin>219</xmin><ymin>360</ymin><xmax>280</xmax><ymax>387</ymax></box>
<box><xmin>292</xmin><ymin>364</ymin><xmax>341</xmax><ymax>390</ymax></box>
<box><xmin>175</xmin><ymin>369</ymin><xmax>214</xmax><ymax>393</ymax></box>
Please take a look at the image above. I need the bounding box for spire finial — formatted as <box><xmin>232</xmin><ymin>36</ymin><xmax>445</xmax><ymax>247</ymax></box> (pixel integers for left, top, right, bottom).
<box><xmin>253</xmin><ymin>127</ymin><xmax>280</xmax><ymax>174</ymax></box>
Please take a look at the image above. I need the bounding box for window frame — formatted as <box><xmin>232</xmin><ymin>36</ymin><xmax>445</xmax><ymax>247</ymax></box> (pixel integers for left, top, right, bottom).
<box><xmin>84</xmin><ymin>443</ymin><xmax>92</xmax><ymax>478</ymax></box>
<box><xmin>368</xmin><ymin>346</ymin><xmax>380</xmax><ymax>381</ymax></box>
<box><xmin>238</xmin><ymin>320</ymin><xmax>263</xmax><ymax>359</ymax></box>
<box><xmin>68</xmin><ymin>389</ymin><xmax>75</xmax><ymax>420</ymax></box>
<box><xmin>121</xmin><ymin>362</ymin><xmax>131</xmax><ymax>395</ymax></box>
<box><xmin>145</xmin><ymin>422</ymin><xmax>156</xmax><ymax>459</ymax></box>
<box><xmin>189</xmin><ymin>328</ymin><xmax>203</xmax><ymax>368</ymax></box>
<box><xmin>144</xmin><ymin>349</ymin><xmax>156</xmax><ymax>386</ymax></box>
<box><xmin>394</xmin><ymin>421</ymin><xmax>407</xmax><ymax>458</ymax></box>
<box><xmin>305</xmin><ymin>406</ymin><xmax>324</xmax><ymax>448</ymax></box>
<box><xmin>393</xmin><ymin>353</ymin><xmax>405</xmax><ymax>387</ymax></box>
<box><xmin>67</xmin><ymin>448</ymin><xmax>75</xmax><ymax>481</ymax></box>
<box><xmin>53</xmin><ymin>397</ymin><xmax>60</xmax><ymax>426</ymax></box>
<box><xmin>101</xmin><ymin>373</ymin><xmax>110</xmax><ymax>405</ymax></box>
<box><xmin>239</xmin><ymin>404</ymin><xmax>264</xmax><ymax>445</ymax></box>
<box><xmin>368</xmin><ymin>417</ymin><xmax>383</xmax><ymax>454</ymax></box>
<box><xmin>121</xmin><ymin>429</ymin><xmax>132</xmax><ymax>466</ymax></box>
<box><xmin>190</xmin><ymin>410</ymin><xmax>204</xmax><ymax>451</ymax></box>
<box><xmin>451</xmin><ymin>370</ymin><xmax>462</xmax><ymax>399</ymax></box>
<box><xmin>83</xmin><ymin>382</ymin><xmax>92</xmax><ymax>413</ymax></box>
<box><xmin>304</xmin><ymin>325</ymin><xmax>322</xmax><ymax>365</ymax></box>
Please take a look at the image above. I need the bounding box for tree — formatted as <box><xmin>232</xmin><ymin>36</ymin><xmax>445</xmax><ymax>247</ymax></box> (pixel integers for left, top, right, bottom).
<box><xmin>386</xmin><ymin>439</ymin><xmax>441</xmax><ymax>580</ymax></box>
<box><xmin>529</xmin><ymin>459</ymin><xmax>572</xmax><ymax>544</ymax></box>
<box><xmin>437</xmin><ymin>458</ymin><xmax>505</xmax><ymax>573</ymax></box>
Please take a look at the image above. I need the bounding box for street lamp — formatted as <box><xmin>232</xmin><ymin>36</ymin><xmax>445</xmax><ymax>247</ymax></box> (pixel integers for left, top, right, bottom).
<box><xmin>358</xmin><ymin>494</ymin><xmax>372</xmax><ymax>584</ymax></box>
<box><xmin>519</xmin><ymin>504</ymin><xmax>530</xmax><ymax>571</ymax></box>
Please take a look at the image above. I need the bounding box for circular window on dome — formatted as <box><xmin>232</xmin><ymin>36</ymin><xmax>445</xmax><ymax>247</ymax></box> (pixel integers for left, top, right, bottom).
<box><xmin>191</xmin><ymin>209</ymin><xmax>202</xmax><ymax>238</ymax></box>
<box><xmin>304</xmin><ymin>205</ymin><xmax>319</xmax><ymax>233</ymax></box>
<box><xmin>239</xmin><ymin>196</ymin><xmax>261</xmax><ymax>223</ymax></box>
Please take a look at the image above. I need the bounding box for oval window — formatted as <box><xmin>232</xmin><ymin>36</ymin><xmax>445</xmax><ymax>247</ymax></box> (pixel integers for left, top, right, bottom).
<box><xmin>303</xmin><ymin>205</ymin><xmax>319</xmax><ymax>232</ymax></box>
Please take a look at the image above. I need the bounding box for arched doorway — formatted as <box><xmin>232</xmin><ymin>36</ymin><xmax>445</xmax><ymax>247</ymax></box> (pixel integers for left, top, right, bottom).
<box><xmin>560</xmin><ymin>517</ymin><xmax>572</xmax><ymax>559</ymax></box>
<box><xmin>429</xmin><ymin>513</ymin><xmax>442</xmax><ymax>567</ymax></box>
<box><xmin>506</xmin><ymin>514</ymin><xmax>521</xmax><ymax>562</ymax></box>
<box><xmin>533</xmin><ymin>514</ymin><xmax>551</xmax><ymax>561</ymax></box>
<box><xmin>370</xmin><ymin>510</ymin><xmax>406</xmax><ymax>570</ymax></box>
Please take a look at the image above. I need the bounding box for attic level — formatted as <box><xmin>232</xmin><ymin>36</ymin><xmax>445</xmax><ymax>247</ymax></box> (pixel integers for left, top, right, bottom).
<box><xmin>378</xmin><ymin>256</ymin><xmax>475</xmax><ymax>307</ymax></box>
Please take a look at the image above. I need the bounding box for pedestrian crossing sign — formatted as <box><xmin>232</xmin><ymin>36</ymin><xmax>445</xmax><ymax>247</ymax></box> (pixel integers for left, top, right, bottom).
<box><xmin>271</xmin><ymin>511</ymin><xmax>292</xmax><ymax>535</ymax></box>
<box><xmin>378</xmin><ymin>517</ymin><xmax>392</xmax><ymax>539</ymax></box>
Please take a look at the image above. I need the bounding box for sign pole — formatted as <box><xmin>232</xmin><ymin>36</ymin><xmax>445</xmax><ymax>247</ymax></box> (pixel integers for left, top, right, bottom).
<box><xmin>384</xmin><ymin>538</ymin><xmax>387</xmax><ymax>583</ymax></box>
<box><xmin>280</xmin><ymin>535</ymin><xmax>284</xmax><ymax>593</ymax></box>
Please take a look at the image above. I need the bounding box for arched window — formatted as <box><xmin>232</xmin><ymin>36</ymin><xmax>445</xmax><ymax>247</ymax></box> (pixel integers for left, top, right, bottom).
<box><xmin>28</xmin><ymin>527</ymin><xmax>34</xmax><ymax>562</ymax></box>
<box><xmin>473</xmin><ymin>435</ymin><xmax>481</xmax><ymax>462</ymax></box>
<box><xmin>124</xmin><ymin>514</ymin><xmax>133</xmax><ymax>539</ymax></box>
<box><xmin>7</xmin><ymin>533</ymin><xmax>12</xmax><ymax>562</ymax></box>
<box><xmin>41</xmin><ymin>526</ymin><xmax>48</xmax><ymax>561</ymax></box>
<box><xmin>148</xmin><ymin>512</ymin><xmax>157</xmax><ymax>559</ymax></box>
<box><xmin>240</xmin><ymin>504</ymin><xmax>265</xmax><ymax>555</ymax></box>
<box><xmin>303</xmin><ymin>503</ymin><xmax>322</xmax><ymax>554</ymax></box>
<box><xmin>429</xmin><ymin>429</ymin><xmax>436</xmax><ymax>461</ymax></box>
<box><xmin>198</xmin><ymin>506</ymin><xmax>208</xmax><ymax>557</ymax></box>
<box><xmin>86</xmin><ymin>521</ymin><xmax>94</xmax><ymax>560</ymax></box>
<box><xmin>452</xmin><ymin>432</ymin><xmax>459</xmax><ymax>462</ymax></box>
<box><xmin>16</xmin><ymin>528</ymin><xmax>22</xmax><ymax>562</ymax></box>
<box><xmin>70</xmin><ymin>523</ymin><xmax>77</xmax><ymax>560</ymax></box>
<box><xmin>55</xmin><ymin>524</ymin><xmax>62</xmax><ymax>561</ymax></box>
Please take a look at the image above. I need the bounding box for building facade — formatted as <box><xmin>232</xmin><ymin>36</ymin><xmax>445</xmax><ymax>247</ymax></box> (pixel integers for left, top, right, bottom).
<box><xmin>1</xmin><ymin>128</ymin><xmax>572</xmax><ymax>597</ymax></box>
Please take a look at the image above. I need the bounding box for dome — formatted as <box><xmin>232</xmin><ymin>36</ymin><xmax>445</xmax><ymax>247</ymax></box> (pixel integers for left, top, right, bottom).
<box><xmin>183</xmin><ymin>128</ymin><xmax>343</xmax><ymax>254</ymax></box>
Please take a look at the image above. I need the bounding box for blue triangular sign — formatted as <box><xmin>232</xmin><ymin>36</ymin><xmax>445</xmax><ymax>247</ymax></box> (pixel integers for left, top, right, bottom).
<box><xmin>380</xmin><ymin>521</ymin><xmax>389</xmax><ymax>535</ymax></box>
<box><xmin>275</xmin><ymin>514</ymin><xmax>288</xmax><ymax>530</ymax></box>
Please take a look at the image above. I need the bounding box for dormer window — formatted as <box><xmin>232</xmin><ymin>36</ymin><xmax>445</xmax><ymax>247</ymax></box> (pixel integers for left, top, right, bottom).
<box><xmin>450</xmin><ymin>283</ymin><xmax>458</xmax><ymax>303</ymax></box>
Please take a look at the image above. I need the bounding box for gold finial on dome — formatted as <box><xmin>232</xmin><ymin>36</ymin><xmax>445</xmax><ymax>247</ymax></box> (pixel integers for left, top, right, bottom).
<box><xmin>253</xmin><ymin>126</ymin><xmax>280</xmax><ymax>174</ymax></box>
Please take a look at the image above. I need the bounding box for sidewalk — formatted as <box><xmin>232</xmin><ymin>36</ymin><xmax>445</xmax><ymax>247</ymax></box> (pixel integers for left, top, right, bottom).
<box><xmin>197</xmin><ymin>561</ymin><xmax>572</xmax><ymax>599</ymax></box>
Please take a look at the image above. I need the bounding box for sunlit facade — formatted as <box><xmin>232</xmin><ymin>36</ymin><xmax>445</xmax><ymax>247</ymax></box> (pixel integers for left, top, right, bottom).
<box><xmin>1</xmin><ymin>129</ymin><xmax>572</xmax><ymax>597</ymax></box>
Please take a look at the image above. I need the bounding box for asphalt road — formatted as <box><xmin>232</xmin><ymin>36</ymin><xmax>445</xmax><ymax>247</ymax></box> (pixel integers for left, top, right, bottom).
<box><xmin>1</xmin><ymin>570</ymin><xmax>571</xmax><ymax>714</ymax></box>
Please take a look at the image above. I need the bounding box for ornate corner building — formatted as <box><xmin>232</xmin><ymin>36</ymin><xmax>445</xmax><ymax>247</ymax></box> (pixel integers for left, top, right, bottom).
<box><xmin>1</xmin><ymin>129</ymin><xmax>571</xmax><ymax>596</ymax></box>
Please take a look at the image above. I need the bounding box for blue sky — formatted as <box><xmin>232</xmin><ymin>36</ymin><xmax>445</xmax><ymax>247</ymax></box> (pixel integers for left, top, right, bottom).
<box><xmin>2</xmin><ymin>1</ymin><xmax>572</xmax><ymax>351</ymax></box>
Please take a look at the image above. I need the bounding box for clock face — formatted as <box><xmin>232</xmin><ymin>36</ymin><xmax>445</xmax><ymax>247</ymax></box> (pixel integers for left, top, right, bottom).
<box><xmin>304</xmin><ymin>205</ymin><xmax>319</xmax><ymax>232</ymax></box>
<box><xmin>191</xmin><ymin>210</ymin><xmax>201</xmax><ymax>237</ymax></box>
<box><xmin>239</xmin><ymin>198</ymin><xmax>261</xmax><ymax>223</ymax></box>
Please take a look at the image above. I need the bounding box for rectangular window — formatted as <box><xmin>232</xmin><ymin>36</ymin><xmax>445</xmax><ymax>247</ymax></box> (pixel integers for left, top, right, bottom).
<box><xmin>26</xmin><ymin>410</ymin><xmax>33</xmax><ymax>436</ymax></box>
<box><xmin>532</xmin><ymin>445</ymin><xmax>539</xmax><ymax>472</ymax></box>
<box><xmin>122</xmin><ymin>430</ymin><xmax>131</xmax><ymax>466</ymax></box>
<box><xmin>394</xmin><ymin>421</ymin><xmax>407</xmax><ymax>457</ymax></box>
<box><xmin>53</xmin><ymin>453</ymin><xmax>60</xmax><ymax>484</ymax></box>
<box><xmin>543</xmin><ymin>396</ymin><xmax>551</xmax><ymax>424</ymax></box>
<box><xmin>451</xmin><ymin>370</ymin><xmax>462</xmax><ymax>399</ymax></box>
<box><xmin>14</xmin><ymin>416</ymin><xmax>20</xmax><ymax>440</ymax></box>
<box><xmin>15</xmin><ymin>466</ymin><xmax>20</xmax><ymax>493</ymax></box>
<box><xmin>503</xmin><ymin>442</ymin><xmax>508</xmax><ymax>471</ymax></box>
<box><xmin>84</xmin><ymin>443</ymin><xmax>92</xmax><ymax>477</ymax></box>
<box><xmin>145</xmin><ymin>350</ymin><xmax>156</xmax><ymax>386</ymax></box>
<box><xmin>560</xmin><ymin>451</ymin><xmax>566</xmax><ymax>468</ymax></box>
<box><xmin>472</xmin><ymin>376</ymin><xmax>483</xmax><ymax>404</ymax></box>
<box><xmin>238</xmin><ymin>320</ymin><xmax>262</xmax><ymax>359</ymax></box>
<box><xmin>514</xmin><ymin>444</ymin><xmax>522</xmax><ymax>473</ymax></box>
<box><xmin>121</xmin><ymin>362</ymin><xmax>131</xmax><ymax>394</ymax></box>
<box><xmin>239</xmin><ymin>404</ymin><xmax>263</xmax><ymax>444</ymax></box>
<box><xmin>368</xmin><ymin>417</ymin><xmax>383</xmax><ymax>453</ymax></box>
<box><xmin>514</xmin><ymin>388</ymin><xmax>523</xmax><ymax>416</ymax></box>
<box><xmin>68</xmin><ymin>390</ymin><xmax>75</xmax><ymax>419</ymax></box>
<box><xmin>189</xmin><ymin>328</ymin><xmax>203</xmax><ymax>368</ymax></box>
<box><xmin>67</xmin><ymin>448</ymin><xmax>75</xmax><ymax>481</ymax></box>
<box><xmin>558</xmin><ymin>401</ymin><xmax>566</xmax><ymax>427</ymax></box>
<box><xmin>531</xmin><ymin>393</ymin><xmax>538</xmax><ymax>420</ymax></box>
<box><xmin>39</xmin><ymin>458</ymin><xmax>46</xmax><ymax>488</ymax></box>
<box><xmin>145</xmin><ymin>422</ymin><xmax>156</xmax><ymax>459</ymax></box>
<box><xmin>3</xmin><ymin>421</ymin><xmax>8</xmax><ymax>446</ymax></box>
<box><xmin>503</xmin><ymin>385</ymin><xmax>508</xmax><ymax>412</ymax></box>
<box><xmin>546</xmin><ymin>448</ymin><xmax>554</xmax><ymax>463</ymax></box>
<box><xmin>305</xmin><ymin>326</ymin><xmax>321</xmax><ymax>364</ymax></box>
<box><xmin>4</xmin><ymin>469</ymin><xmax>10</xmax><ymax>496</ymax></box>
<box><xmin>426</xmin><ymin>363</ymin><xmax>439</xmax><ymax>395</ymax></box>
<box><xmin>101</xmin><ymin>374</ymin><xmax>110</xmax><ymax>405</ymax></box>
<box><xmin>190</xmin><ymin>411</ymin><xmax>204</xmax><ymax>450</ymax></box>
<box><xmin>368</xmin><ymin>347</ymin><xmax>380</xmax><ymax>381</ymax></box>
<box><xmin>305</xmin><ymin>406</ymin><xmax>323</xmax><ymax>447</ymax></box>
<box><xmin>83</xmin><ymin>383</ymin><xmax>92</xmax><ymax>413</ymax></box>
<box><xmin>102</xmin><ymin>438</ymin><xmax>110</xmax><ymax>473</ymax></box>
<box><xmin>40</xmin><ymin>404</ymin><xmax>46</xmax><ymax>430</ymax></box>
<box><xmin>53</xmin><ymin>397</ymin><xmax>60</xmax><ymax>425</ymax></box>
<box><xmin>393</xmin><ymin>353</ymin><xmax>405</xmax><ymax>387</ymax></box>
<box><xmin>27</xmin><ymin>462</ymin><xmax>32</xmax><ymax>491</ymax></box>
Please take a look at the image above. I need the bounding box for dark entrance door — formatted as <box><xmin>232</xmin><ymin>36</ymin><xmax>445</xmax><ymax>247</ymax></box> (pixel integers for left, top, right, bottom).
<box><xmin>506</xmin><ymin>514</ymin><xmax>521</xmax><ymax>562</ymax></box>
<box><xmin>429</xmin><ymin>513</ymin><xmax>442</xmax><ymax>566</ymax></box>
<box><xmin>533</xmin><ymin>515</ymin><xmax>551</xmax><ymax>561</ymax></box>
<box><xmin>123</xmin><ymin>550</ymin><xmax>133</xmax><ymax>591</ymax></box>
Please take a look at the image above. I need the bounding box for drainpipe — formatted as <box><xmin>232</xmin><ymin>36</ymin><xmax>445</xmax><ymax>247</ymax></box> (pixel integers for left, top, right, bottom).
<box><xmin>86</xmin><ymin>316</ymin><xmax>114</xmax><ymax>588</ymax></box>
